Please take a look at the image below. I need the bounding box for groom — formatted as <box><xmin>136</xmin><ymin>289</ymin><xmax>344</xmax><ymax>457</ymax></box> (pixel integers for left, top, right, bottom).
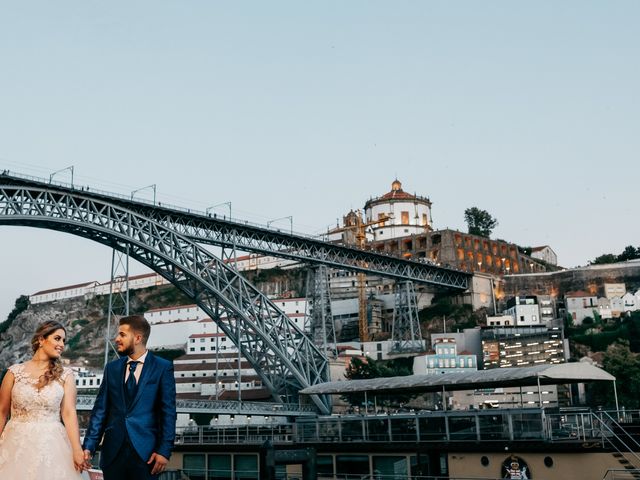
<box><xmin>83</xmin><ymin>315</ymin><xmax>176</xmax><ymax>479</ymax></box>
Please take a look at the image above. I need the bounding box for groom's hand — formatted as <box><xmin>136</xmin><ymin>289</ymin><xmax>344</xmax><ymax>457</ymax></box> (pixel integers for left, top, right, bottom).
<box><xmin>83</xmin><ymin>449</ymin><xmax>93</xmax><ymax>470</ymax></box>
<box><xmin>148</xmin><ymin>452</ymin><xmax>168</xmax><ymax>475</ymax></box>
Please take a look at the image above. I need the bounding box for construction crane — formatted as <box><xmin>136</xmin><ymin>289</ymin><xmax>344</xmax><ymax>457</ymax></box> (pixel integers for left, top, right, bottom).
<box><xmin>329</xmin><ymin>210</ymin><xmax>391</xmax><ymax>342</ymax></box>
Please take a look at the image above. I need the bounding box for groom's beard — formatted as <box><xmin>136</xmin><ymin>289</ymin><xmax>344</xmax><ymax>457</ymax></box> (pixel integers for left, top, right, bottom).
<box><xmin>118</xmin><ymin>343</ymin><xmax>135</xmax><ymax>357</ymax></box>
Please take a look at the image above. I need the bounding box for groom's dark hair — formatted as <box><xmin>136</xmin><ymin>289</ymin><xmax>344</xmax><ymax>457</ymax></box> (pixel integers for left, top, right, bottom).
<box><xmin>119</xmin><ymin>315</ymin><xmax>151</xmax><ymax>344</ymax></box>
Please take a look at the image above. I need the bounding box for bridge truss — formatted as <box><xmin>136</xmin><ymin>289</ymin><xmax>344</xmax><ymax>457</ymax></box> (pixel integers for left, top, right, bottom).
<box><xmin>0</xmin><ymin>183</ymin><xmax>331</xmax><ymax>412</ymax></box>
<box><xmin>0</xmin><ymin>172</ymin><xmax>471</xmax><ymax>414</ymax></box>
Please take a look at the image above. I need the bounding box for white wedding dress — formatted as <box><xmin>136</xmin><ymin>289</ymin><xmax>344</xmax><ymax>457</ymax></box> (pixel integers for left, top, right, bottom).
<box><xmin>0</xmin><ymin>363</ymin><xmax>82</xmax><ymax>479</ymax></box>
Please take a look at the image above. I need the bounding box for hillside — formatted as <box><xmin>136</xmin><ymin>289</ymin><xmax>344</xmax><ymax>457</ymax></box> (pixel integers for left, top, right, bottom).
<box><xmin>0</xmin><ymin>284</ymin><xmax>193</xmax><ymax>371</ymax></box>
<box><xmin>0</xmin><ymin>268</ymin><xmax>308</xmax><ymax>372</ymax></box>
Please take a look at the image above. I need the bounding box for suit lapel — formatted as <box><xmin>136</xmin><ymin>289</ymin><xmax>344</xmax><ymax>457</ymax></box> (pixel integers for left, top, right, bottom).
<box><xmin>115</xmin><ymin>357</ymin><xmax>128</xmax><ymax>409</ymax></box>
<box><xmin>128</xmin><ymin>351</ymin><xmax>155</xmax><ymax>410</ymax></box>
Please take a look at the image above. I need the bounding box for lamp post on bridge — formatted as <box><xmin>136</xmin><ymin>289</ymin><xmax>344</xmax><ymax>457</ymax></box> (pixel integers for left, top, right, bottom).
<box><xmin>130</xmin><ymin>184</ymin><xmax>157</xmax><ymax>205</ymax></box>
<box><xmin>207</xmin><ymin>201</ymin><xmax>232</xmax><ymax>219</ymax></box>
<box><xmin>49</xmin><ymin>165</ymin><xmax>74</xmax><ymax>187</ymax></box>
<box><xmin>267</xmin><ymin>216</ymin><xmax>293</xmax><ymax>235</ymax></box>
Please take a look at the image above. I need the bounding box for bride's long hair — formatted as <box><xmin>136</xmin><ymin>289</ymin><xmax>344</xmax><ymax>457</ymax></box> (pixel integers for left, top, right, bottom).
<box><xmin>31</xmin><ymin>320</ymin><xmax>66</xmax><ymax>387</ymax></box>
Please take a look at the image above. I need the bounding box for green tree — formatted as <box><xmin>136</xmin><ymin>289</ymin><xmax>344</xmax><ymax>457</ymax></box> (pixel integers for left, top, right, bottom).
<box><xmin>342</xmin><ymin>356</ymin><xmax>412</xmax><ymax>407</ymax></box>
<box><xmin>464</xmin><ymin>207</ymin><xmax>498</xmax><ymax>237</ymax></box>
<box><xmin>590</xmin><ymin>253</ymin><xmax>617</xmax><ymax>265</ymax></box>
<box><xmin>618</xmin><ymin>245</ymin><xmax>640</xmax><ymax>262</ymax></box>
<box><xmin>564</xmin><ymin>313</ymin><xmax>574</xmax><ymax>329</ymax></box>
<box><xmin>588</xmin><ymin>341</ymin><xmax>640</xmax><ymax>408</ymax></box>
<box><xmin>591</xmin><ymin>246</ymin><xmax>640</xmax><ymax>265</ymax></box>
<box><xmin>0</xmin><ymin>295</ymin><xmax>30</xmax><ymax>334</ymax></box>
<box><xmin>593</xmin><ymin>310</ymin><xmax>602</xmax><ymax>325</ymax></box>
<box><xmin>344</xmin><ymin>356</ymin><xmax>382</xmax><ymax>380</ymax></box>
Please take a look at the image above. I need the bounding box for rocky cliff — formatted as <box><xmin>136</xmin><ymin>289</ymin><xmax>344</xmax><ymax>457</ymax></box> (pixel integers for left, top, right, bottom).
<box><xmin>0</xmin><ymin>283</ymin><xmax>196</xmax><ymax>371</ymax></box>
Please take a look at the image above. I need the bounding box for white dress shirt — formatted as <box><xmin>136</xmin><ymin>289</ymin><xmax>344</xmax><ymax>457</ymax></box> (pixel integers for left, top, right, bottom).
<box><xmin>125</xmin><ymin>350</ymin><xmax>148</xmax><ymax>383</ymax></box>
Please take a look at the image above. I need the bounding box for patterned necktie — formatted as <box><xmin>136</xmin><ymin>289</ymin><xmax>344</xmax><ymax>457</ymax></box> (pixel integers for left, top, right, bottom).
<box><xmin>125</xmin><ymin>361</ymin><xmax>139</xmax><ymax>404</ymax></box>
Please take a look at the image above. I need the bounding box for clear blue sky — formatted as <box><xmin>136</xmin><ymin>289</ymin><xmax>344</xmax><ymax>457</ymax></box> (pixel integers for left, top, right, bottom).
<box><xmin>1</xmin><ymin>2</ymin><xmax>638</xmax><ymax>320</ymax></box>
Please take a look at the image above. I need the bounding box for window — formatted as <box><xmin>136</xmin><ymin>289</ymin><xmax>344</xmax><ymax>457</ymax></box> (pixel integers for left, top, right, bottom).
<box><xmin>183</xmin><ymin>454</ymin><xmax>206</xmax><ymax>480</ymax></box>
<box><xmin>207</xmin><ymin>455</ymin><xmax>232</xmax><ymax>480</ymax></box>
<box><xmin>401</xmin><ymin>211</ymin><xmax>409</xmax><ymax>224</ymax></box>
<box><xmin>336</xmin><ymin>455</ymin><xmax>369</xmax><ymax>476</ymax></box>
<box><xmin>234</xmin><ymin>455</ymin><xmax>258</xmax><ymax>479</ymax></box>
<box><xmin>373</xmin><ymin>456</ymin><xmax>407</xmax><ymax>477</ymax></box>
<box><xmin>317</xmin><ymin>456</ymin><xmax>334</xmax><ymax>476</ymax></box>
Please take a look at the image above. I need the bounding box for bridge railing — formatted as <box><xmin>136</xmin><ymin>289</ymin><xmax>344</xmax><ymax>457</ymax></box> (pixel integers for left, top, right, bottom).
<box><xmin>77</xmin><ymin>395</ymin><xmax>317</xmax><ymax>416</ymax></box>
<box><xmin>0</xmin><ymin>170</ymin><xmax>327</xmax><ymax>240</ymax></box>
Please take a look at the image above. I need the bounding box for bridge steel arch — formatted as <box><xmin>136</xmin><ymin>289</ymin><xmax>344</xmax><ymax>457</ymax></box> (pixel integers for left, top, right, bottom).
<box><xmin>0</xmin><ymin>174</ymin><xmax>470</xmax><ymax>290</ymax></box>
<box><xmin>0</xmin><ymin>184</ymin><xmax>331</xmax><ymax>414</ymax></box>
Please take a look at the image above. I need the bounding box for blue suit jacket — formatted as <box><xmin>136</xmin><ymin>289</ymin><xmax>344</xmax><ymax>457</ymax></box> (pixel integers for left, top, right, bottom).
<box><xmin>83</xmin><ymin>352</ymin><xmax>177</xmax><ymax>469</ymax></box>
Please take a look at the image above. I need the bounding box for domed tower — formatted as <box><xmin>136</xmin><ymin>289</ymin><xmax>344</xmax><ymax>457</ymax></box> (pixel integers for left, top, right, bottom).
<box><xmin>364</xmin><ymin>179</ymin><xmax>432</xmax><ymax>241</ymax></box>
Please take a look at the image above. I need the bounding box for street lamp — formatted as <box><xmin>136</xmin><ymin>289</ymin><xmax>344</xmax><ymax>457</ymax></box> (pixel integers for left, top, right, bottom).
<box><xmin>49</xmin><ymin>166</ymin><xmax>74</xmax><ymax>187</ymax></box>
<box><xmin>267</xmin><ymin>216</ymin><xmax>293</xmax><ymax>234</ymax></box>
<box><xmin>207</xmin><ymin>201</ymin><xmax>232</xmax><ymax>219</ymax></box>
<box><xmin>131</xmin><ymin>184</ymin><xmax>157</xmax><ymax>205</ymax></box>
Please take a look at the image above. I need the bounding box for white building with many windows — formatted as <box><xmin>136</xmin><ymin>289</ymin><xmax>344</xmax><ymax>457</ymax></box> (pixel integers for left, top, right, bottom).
<box><xmin>413</xmin><ymin>338</ymin><xmax>477</xmax><ymax>375</ymax></box>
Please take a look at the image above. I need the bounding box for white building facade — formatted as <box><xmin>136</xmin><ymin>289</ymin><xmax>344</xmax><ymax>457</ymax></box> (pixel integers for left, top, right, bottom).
<box><xmin>364</xmin><ymin>179</ymin><xmax>432</xmax><ymax>241</ymax></box>
<box><xmin>413</xmin><ymin>338</ymin><xmax>477</xmax><ymax>375</ymax></box>
<box><xmin>504</xmin><ymin>296</ymin><xmax>541</xmax><ymax>326</ymax></box>
<box><xmin>530</xmin><ymin>246</ymin><xmax>558</xmax><ymax>266</ymax></box>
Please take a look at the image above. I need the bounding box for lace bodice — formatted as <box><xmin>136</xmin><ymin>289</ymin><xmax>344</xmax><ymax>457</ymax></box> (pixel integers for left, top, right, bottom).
<box><xmin>8</xmin><ymin>363</ymin><xmax>73</xmax><ymax>423</ymax></box>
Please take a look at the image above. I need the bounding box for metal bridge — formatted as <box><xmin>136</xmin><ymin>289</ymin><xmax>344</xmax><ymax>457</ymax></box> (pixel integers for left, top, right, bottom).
<box><xmin>76</xmin><ymin>395</ymin><xmax>317</xmax><ymax>417</ymax></box>
<box><xmin>0</xmin><ymin>171</ymin><xmax>471</xmax><ymax>414</ymax></box>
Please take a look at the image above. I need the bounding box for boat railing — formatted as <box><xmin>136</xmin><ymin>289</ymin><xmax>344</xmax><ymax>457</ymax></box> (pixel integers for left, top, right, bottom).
<box><xmin>601</xmin><ymin>469</ymin><xmax>640</xmax><ymax>480</ymax></box>
<box><xmin>157</xmin><ymin>470</ymin><xmax>508</xmax><ymax>480</ymax></box>
<box><xmin>172</xmin><ymin>408</ymin><xmax>625</xmax><ymax>446</ymax></box>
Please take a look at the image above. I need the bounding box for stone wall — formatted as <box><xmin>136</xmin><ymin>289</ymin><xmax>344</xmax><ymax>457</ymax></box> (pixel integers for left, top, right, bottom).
<box><xmin>498</xmin><ymin>261</ymin><xmax>640</xmax><ymax>307</ymax></box>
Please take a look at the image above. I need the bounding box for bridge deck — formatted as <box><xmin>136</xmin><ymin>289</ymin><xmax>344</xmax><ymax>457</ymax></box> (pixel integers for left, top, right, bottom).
<box><xmin>0</xmin><ymin>171</ymin><xmax>470</xmax><ymax>289</ymax></box>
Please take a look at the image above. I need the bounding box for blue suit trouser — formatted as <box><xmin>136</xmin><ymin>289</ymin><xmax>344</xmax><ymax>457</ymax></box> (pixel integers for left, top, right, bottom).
<box><xmin>102</xmin><ymin>434</ymin><xmax>158</xmax><ymax>480</ymax></box>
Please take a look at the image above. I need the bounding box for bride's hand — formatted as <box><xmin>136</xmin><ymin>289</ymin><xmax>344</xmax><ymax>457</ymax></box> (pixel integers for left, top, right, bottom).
<box><xmin>73</xmin><ymin>447</ymin><xmax>86</xmax><ymax>472</ymax></box>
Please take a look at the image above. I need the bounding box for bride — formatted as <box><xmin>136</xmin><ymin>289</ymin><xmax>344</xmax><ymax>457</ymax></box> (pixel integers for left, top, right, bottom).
<box><xmin>0</xmin><ymin>320</ymin><xmax>85</xmax><ymax>479</ymax></box>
